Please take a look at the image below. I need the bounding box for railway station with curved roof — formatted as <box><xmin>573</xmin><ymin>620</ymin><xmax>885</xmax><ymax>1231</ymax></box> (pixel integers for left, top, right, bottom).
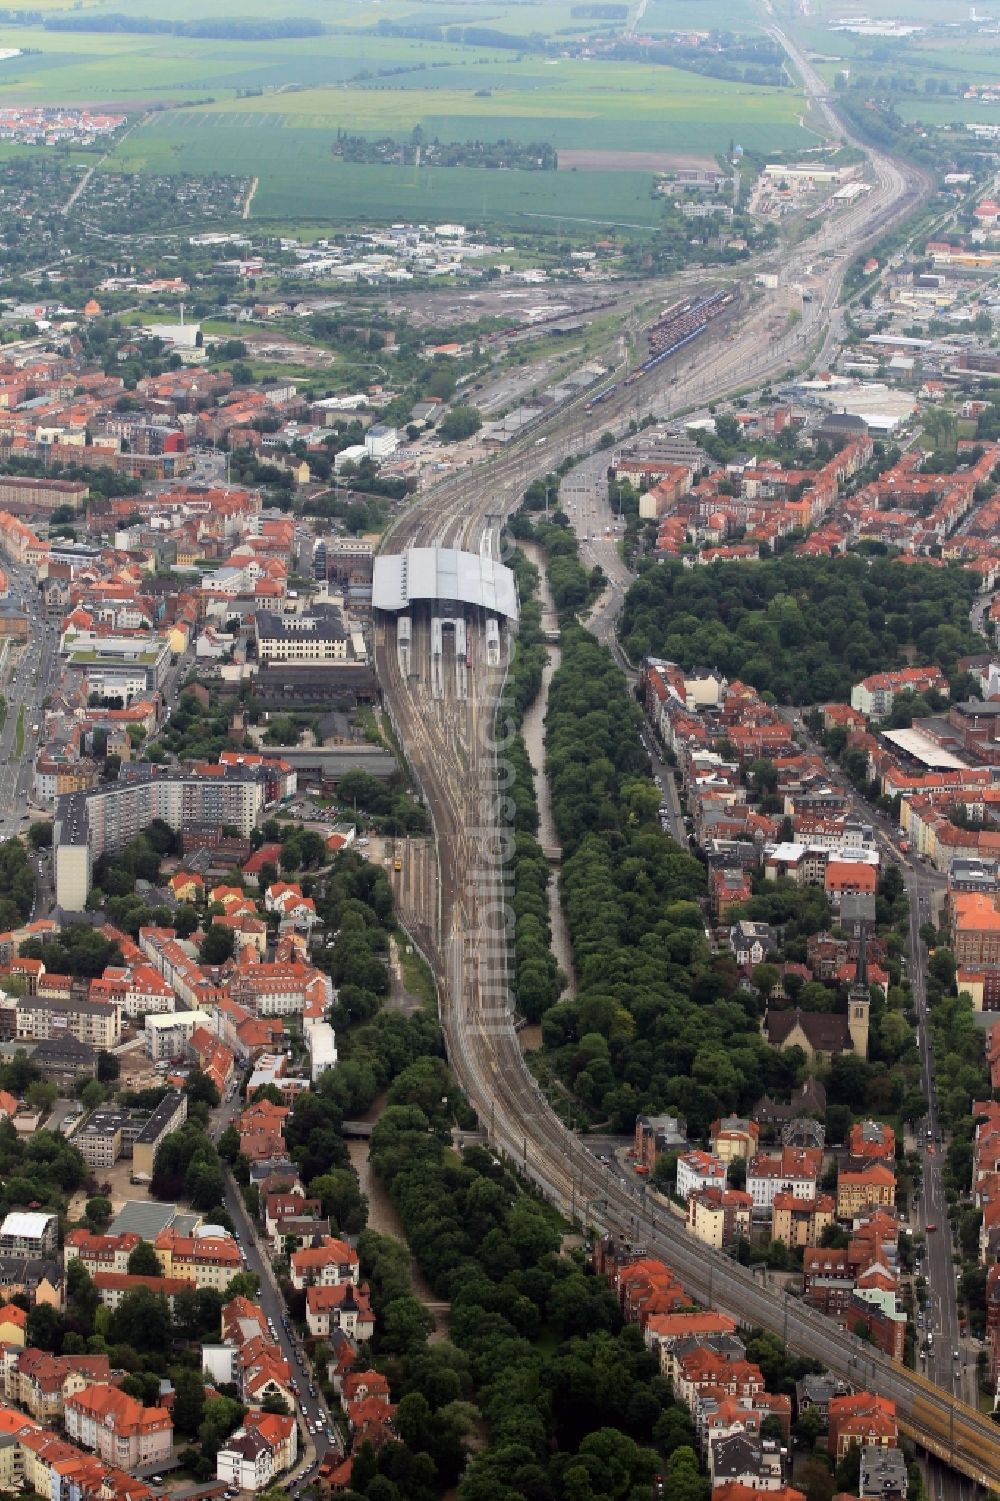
<box><xmin>372</xmin><ymin>546</ymin><xmax>519</xmax><ymax>621</ymax></box>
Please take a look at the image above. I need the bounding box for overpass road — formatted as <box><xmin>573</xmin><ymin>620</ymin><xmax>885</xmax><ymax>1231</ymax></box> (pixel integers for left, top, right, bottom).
<box><xmin>371</xmin><ymin>31</ymin><xmax>1000</xmax><ymax>1493</ymax></box>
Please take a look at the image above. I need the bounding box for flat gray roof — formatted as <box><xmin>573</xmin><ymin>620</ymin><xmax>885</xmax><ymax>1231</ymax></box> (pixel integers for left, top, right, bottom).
<box><xmin>373</xmin><ymin>547</ymin><xmax>519</xmax><ymax>621</ymax></box>
<box><xmin>108</xmin><ymin>1201</ymin><xmax>198</xmax><ymax>1238</ymax></box>
<box><xmin>882</xmin><ymin>727</ymin><xmax>969</xmax><ymax>770</ymax></box>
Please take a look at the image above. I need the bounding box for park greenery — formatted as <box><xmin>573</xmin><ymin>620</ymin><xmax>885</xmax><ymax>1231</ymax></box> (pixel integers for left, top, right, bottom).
<box><xmin>620</xmin><ymin>555</ymin><xmax>984</xmax><ymax>703</ymax></box>
<box><xmin>502</xmin><ymin>546</ymin><xmax>563</xmax><ymax>1022</ymax></box>
<box><xmin>358</xmin><ymin>1090</ymin><xmax>712</xmax><ymax>1501</ymax></box>
<box><xmin>0</xmin><ymin>838</ymin><xmax>37</xmax><ymax>930</ymax></box>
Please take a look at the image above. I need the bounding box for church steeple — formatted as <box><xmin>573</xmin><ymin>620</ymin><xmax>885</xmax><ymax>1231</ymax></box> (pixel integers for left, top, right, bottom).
<box><xmin>848</xmin><ymin>927</ymin><xmax>871</xmax><ymax>1060</ymax></box>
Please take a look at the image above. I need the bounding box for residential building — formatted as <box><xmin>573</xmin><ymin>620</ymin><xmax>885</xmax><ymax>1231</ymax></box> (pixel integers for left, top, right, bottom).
<box><xmin>952</xmin><ymin>891</ymin><xmax>1000</xmax><ymax>970</ymax></box>
<box><xmin>130</xmin><ymin>1090</ymin><xmax>188</xmax><ymax>1180</ymax></box>
<box><xmin>144</xmin><ymin>1009</ymin><xmax>212</xmax><ymax>1061</ymax></box>
<box><xmin>746</xmin><ymin>1148</ymin><xmax>821</xmax><ymax>1214</ymax></box>
<box><xmin>3</xmin><ymin>1349</ymin><xmax>112</xmax><ymax>1424</ymax></box>
<box><xmin>710</xmin><ymin>1117</ymin><xmax>760</xmax><ymax>1163</ymax></box>
<box><xmin>837</xmin><ymin>1165</ymin><xmax>896</xmax><ymax>1219</ymax></box>
<box><xmin>289</xmin><ymin>1237</ymin><xmax>359</xmax><ymax>1292</ymax></box>
<box><xmin>153</xmin><ymin>1229</ymin><xmax>242</xmax><ymax>1290</ymax></box>
<box><xmin>828</xmin><ymin>1393</ymin><xmax>898</xmax><ymax>1460</ymax></box>
<box><xmin>850</xmin><ymin>668</ymin><xmax>949</xmax><ymax>721</ymax></box>
<box><xmin>676</xmin><ymin>1150</ymin><xmax>728</xmax><ymax>1202</ymax></box>
<box><xmin>0</xmin><ymin>1304</ymin><xmax>26</xmax><ymax>1347</ymax></box>
<box><xmin>687</xmin><ymin>1187</ymin><xmax>753</xmax><ymax>1250</ymax></box>
<box><xmin>860</xmin><ymin>1445</ymin><xmax>908</xmax><ymax>1501</ymax></box>
<box><xmin>849</xmin><ymin>1121</ymin><xmax>896</xmax><ymax>1168</ymax></box>
<box><xmin>55</xmin><ymin>765</ymin><xmax>268</xmax><ymax>908</ymax></box>
<box><xmin>15</xmin><ymin>994</ymin><xmax>121</xmax><ymax>1051</ymax></box>
<box><xmin>91</xmin><ymin>1272</ymin><xmax>188</xmax><ymax>1312</ymax></box>
<box><xmin>634</xmin><ymin>1114</ymin><xmax>688</xmax><ymax>1172</ymax></box>
<box><xmin>0</xmin><ymin>1257</ymin><xmax>63</xmax><ymax>1308</ymax></box>
<box><xmin>772</xmin><ymin>1192</ymin><xmax>835</xmax><ymax>1249</ymax></box>
<box><xmin>710</xmin><ymin>1433</ymin><xmax>784</xmax><ymax>1490</ymax></box>
<box><xmin>305</xmin><ymin>1282</ymin><xmax>374</xmax><ymax>1340</ymax></box>
<box><xmin>64</xmin><ymin>1384</ymin><xmax>173</xmax><ymax>1470</ymax></box>
<box><xmin>0</xmin><ymin>1214</ymin><xmax>57</xmax><ymax>1258</ymax></box>
<box><xmin>63</xmin><ymin>1231</ymin><xmax>140</xmax><ymax>1277</ymax></box>
<box><xmin>216</xmin><ymin>1411</ymin><xmax>297</xmax><ymax>1493</ymax></box>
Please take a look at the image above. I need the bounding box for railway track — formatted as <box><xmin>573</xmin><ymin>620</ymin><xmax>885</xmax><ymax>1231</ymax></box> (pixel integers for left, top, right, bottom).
<box><xmin>370</xmin><ymin>73</ymin><xmax>1000</xmax><ymax>1489</ymax></box>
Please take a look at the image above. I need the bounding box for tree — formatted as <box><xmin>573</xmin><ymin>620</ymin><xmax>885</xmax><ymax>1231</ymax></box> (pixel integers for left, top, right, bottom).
<box><xmin>185</xmin><ymin>1150</ymin><xmax>225</xmax><ymax>1211</ymax></box>
<box><xmin>27</xmin><ymin>1080</ymin><xmax>57</xmax><ymax>1115</ymax></box>
<box><xmin>200</xmin><ymin>923</ymin><xmax>236</xmax><ymax>966</ymax></box>
<box><xmin>835</xmin><ymin>1444</ymin><xmax>862</xmax><ymax>1493</ymax></box>
<box><xmin>438</xmin><ymin>405</ymin><xmax>482</xmax><ymax>443</ymax></box>
<box><xmin>66</xmin><ymin>1257</ymin><xmax>99</xmax><ymax>1325</ymax></box>
<box><xmin>218</xmin><ymin>1124</ymin><xmax>241</xmax><ymax>1163</ymax></box>
<box><xmin>751</xmin><ymin>963</ymin><xmax>780</xmax><ymax>1002</ymax></box>
<box><xmin>127</xmin><ymin>1241</ymin><xmax>161</xmax><ymax>1277</ymax></box>
<box><xmin>198</xmin><ymin>1395</ymin><xmax>246</xmax><ymax>1464</ymax></box>
<box><xmin>666</xmin><ymin>1445</ymin><xmax>710</xmax><ymax>1501</ymax></box>
<box><xmin>111</xmin><ymin>1286</ymin><xmax>172</xmax><ymax>1353</ymax></box>
<box><xmin>97</xmin><ymin>1049</ymin><xmax>120</xmax><ymax>1083</ymax></box>
<box><xmin>85</xmin><ymin>1194</ymin><xmax>113</xmax><ymax>1230</ymax></box>
<box><xmin>26</xmin><ymin>1301</ymin><xmax>61</xmax><ymax>1351</ymax></box>
<box><xmin>172</xmin><ymin>1368</ymin><xmax>206</xmax><ymax>1436</ymax></box>
<box><xmin>80</xmin><ymin>1079</ymin><xmax>104</xmax><ymax>1112</ymax></box>
<box><xmin>923</xmin><ymin>405</ymin><xmax>958</xmax><ymax>454</ymax></box>
<box><xmin>185</xmin><ymin>1069</ymin><xmax>221</xmax><ymax>1110</ymax></box>
<box><xmin>309</xmin><ymin>1169</ymin><xmax>368</xmax><ymax>1234</ymax></box>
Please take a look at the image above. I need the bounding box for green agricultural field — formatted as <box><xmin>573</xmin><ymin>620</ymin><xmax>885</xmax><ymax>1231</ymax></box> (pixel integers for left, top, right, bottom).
<box><xmin>186</xmin><ymin>57</ymin><xmax>814</xmax><ymax>150</ymax></box>
<box><xmin>0</xmin><ymin>0</ymin><xmax>818</xmax><ymax>227</ymax></box>
<box><xmin>0</xmin><ymin>26</ymin><xmax>520</xmax><ymax>104</ymax></box>
<box><xmin>801</xmin><ymin>0</ymin><xmax>973</xmax><ymax>20</ymax></box>
<box><xmin>893</xmin><ymin>95</ymin><xmax>1000</xmax><ymax>125</ymax></box>
<box><xmin>641</xmin><ymin>0</ymin><xmax>765</xmax><ymax>33</ymax></box>
<box><xmin>102</xmin><ymin>58</ymin><xmax>814</xmax><ymax>227</ymax></box>
<box><xmin>107</xmin><ymin>118</ymin><xmax>668</xmax><ymax>227</ymax></box>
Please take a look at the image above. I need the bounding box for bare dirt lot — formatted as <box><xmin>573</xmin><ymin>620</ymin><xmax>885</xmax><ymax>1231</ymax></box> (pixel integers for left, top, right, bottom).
<box><xmin>557</xmin><ymin>149</ymin><xmax>716</xmax><ymax>172</ymax></box>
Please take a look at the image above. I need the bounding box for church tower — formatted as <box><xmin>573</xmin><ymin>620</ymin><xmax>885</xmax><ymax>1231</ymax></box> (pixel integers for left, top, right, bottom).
<box><xmin>847</xmin><ymin>927</ymin><xmax>871</xmax><ymax>1061</ymax></box>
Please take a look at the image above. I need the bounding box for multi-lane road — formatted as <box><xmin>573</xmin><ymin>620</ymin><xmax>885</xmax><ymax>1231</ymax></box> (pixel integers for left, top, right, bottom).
<box><xmin>372</xmin><ymin>23</ymin><xmax>1000</xmax><ymax>1493</ymax></box>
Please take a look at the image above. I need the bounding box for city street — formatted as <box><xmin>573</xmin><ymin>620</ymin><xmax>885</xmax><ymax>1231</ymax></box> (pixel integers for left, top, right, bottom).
<box><xmin>209</xmin><ymin>1094</ymin><xmax>344</xmax><ymax>1477</ymax></box>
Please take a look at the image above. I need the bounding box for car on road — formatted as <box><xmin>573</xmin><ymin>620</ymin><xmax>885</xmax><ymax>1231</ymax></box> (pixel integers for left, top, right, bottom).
<box><xmin>926</xmin><ymin>1223</ymin><xmax>938</xmax><ymax>1232</ymax></box>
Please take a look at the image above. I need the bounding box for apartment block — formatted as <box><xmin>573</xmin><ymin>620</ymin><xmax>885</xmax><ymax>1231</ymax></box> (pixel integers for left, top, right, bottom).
<box><xmin>0</xmin><ymin>1214</ymin><xmax>57</xmax><ymax>1258</ymax></box>
<box><xmin>15</xmin><ymin>994</ymin><xmax>121</xmax><ymax>1051</ymax></box>
<box><xmin>130</xmin><ymin>1090</ymin><xmax>188</xmax><ymax>1181</ymax></box>
<box><xmin>836</xmin><ymin>1165</ymin><xmax>896</xmax><ymax>1219</ymax></box>
<box><xmin>153</xmin><ymin>1229</ymin><xmax>242</xmax><ymax>1291</ymax></box>
<box><xmin>55</xmin><ymin>765</ymin><xmax>267</xmax><ymax>908</ymax></box>
<box><xmin>64</xmin><ymin>1384</ymin><xmax>173</xmax><ymax>1470</ymax></box>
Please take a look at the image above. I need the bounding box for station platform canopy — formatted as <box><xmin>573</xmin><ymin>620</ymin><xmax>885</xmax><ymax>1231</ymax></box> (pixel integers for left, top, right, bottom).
<box><xmin>373</xmin><ymin>546</ymin><xmax>519</xmax><ymax>621</ymax></box>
